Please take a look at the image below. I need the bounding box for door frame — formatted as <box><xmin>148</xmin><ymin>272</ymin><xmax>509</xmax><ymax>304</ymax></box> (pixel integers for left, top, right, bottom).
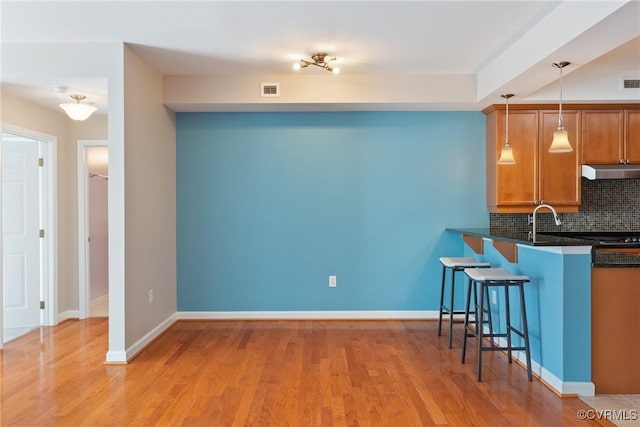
<box><xmin>77</xmin><ymin>139</ymin><xmax>108</xmax><ymax>319</ymax></box>
<box><xmin>1</xmin><ymin>124</ymin><xmax>58</xmax><ymax>345</ymax></box>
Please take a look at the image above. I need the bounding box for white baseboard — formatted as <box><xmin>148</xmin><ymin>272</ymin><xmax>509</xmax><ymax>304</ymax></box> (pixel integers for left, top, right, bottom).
<box><xmin>105</xmin><ymin>350</ymin><xmax>127</xmax><ymax>364</ymax></box>
<box><xmin>124</xmin><ymin>313</ymin><xmax>178</xmax><ymax>362</ymax></box>
<box><xmin>105</xmin><ymin>313</ymin><xmax>178</xmax><ymax>364</ymax></box>
<box><xmin>491</xmin><ymin>335</ymin><xmax>594</xmax><ymax>397</ymax></box>
<box><xmin>177</xmin><ymin>310</ymin><xmax>439</xmax><ymax>320</ymax></box>
<box><xmin>90</xmin><ymin>294</ymin><xmax>108</xmax><ymax>307</ymax></box>
<box><xmin>57</xmin><ymin>310</ymin><xmax>79</xmax><ymax>323</ymax></box>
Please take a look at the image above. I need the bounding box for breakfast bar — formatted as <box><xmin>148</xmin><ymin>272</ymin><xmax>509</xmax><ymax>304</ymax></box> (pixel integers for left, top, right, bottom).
<box><xmin>446</xmin><ymin>227</ymin><xmax>640</xmax><ymax>396</ymax></box>
<box><xmin>446</xmin><ymin>228</ymin><xmax>595</xmax><ymax>396</ymax></box>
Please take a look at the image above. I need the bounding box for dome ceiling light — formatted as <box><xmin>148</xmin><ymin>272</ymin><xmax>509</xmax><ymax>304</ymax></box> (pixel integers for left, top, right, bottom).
<box><xmin>293</xmin><ymin>53</ymin><xmax>340</xmax><ymax>74</ymax></box>
<box><xmin>59</xmin><ymin>94</ymin><xmax>97</xmax><ymax>121</ymax></box>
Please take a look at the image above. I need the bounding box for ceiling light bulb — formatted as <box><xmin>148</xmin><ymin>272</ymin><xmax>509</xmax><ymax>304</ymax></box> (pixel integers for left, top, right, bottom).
<box><xmin>294</xmin><ymin>53</ymin><xmax>341</xmax><ymax>74</ymax></box>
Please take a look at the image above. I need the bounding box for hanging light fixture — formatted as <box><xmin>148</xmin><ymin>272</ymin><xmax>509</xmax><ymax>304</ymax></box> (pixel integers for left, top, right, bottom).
<box><xmin>59</xmin><ymin>94</ymin><xmax>97</xmax><ymax>121</ymax></box>
<box><xmin>549</xmin><ymin>61</ymin><xmax>573</xmax><ymax>153</ymax></box>
<box><xmin>293</xmin><ymin>53</ymin><xmax>340</xmax><ymax>74</ymax></box>
<box><xmin>497</xmin><ymin>93</ymin><xmax>516</xmax><ymax>165</ymax></box>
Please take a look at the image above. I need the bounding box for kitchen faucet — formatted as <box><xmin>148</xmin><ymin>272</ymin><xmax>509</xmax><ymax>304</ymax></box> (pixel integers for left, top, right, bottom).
<box><xmin>531</xmin><ymin>204</ymin><xmax>562</xmax><ymax>242</ymax></box>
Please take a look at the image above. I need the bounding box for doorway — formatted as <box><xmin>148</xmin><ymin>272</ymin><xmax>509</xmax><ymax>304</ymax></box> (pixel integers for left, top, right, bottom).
<box><xmin>1</xmin><ymin>128</ymin><xmax>56</xmax><ymax>344</ymax></box>
<box><xmin>77</xmin><ymin>140</ymin><xmax>109</xmax><ymax>319</ymax></box>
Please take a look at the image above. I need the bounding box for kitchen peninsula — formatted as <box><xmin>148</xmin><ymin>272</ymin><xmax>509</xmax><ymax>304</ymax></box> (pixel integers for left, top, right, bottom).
<box><xmin>446</xmin><ymin>227</ymin><xmax>640</xmax><ymax>396</ymax></box>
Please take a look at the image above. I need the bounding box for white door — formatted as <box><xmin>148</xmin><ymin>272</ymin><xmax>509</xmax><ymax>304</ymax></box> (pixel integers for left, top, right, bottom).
<box><xmin>2</xmin><ymin>137</ymin><xmax>41</xmax><ymax>328</ymax></box>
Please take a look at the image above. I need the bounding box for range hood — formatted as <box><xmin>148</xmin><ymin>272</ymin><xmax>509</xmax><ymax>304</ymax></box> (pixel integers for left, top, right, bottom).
<box><xmin>582</xmin><ymin>164</ymin><xmax>640</xmax><ymax>180</ymax></box>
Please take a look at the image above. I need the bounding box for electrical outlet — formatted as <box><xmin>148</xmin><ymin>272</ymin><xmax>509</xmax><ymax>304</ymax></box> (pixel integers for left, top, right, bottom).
<box><xmin>491</xmin><ymin>289</ymin><xmax>497</xmax><ymax>305</ymax></box>
<box><xmin>329</xmin><ymin>275</ymin><xmax>337</xmax><ymax>287</ymax></box>
<box><xmin>149</xmin><ymin>289</ymin><xmax>154</xmax><ymax>304</ymax></box>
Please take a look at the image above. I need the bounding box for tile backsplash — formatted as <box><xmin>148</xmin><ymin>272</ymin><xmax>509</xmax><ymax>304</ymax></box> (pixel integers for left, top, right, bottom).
<box><xmin>490</xmin><ymin>178</ymin><xmax>640</xmax><ymax>233</ymax></box>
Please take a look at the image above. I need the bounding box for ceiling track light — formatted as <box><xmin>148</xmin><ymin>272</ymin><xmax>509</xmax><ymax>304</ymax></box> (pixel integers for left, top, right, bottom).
<box><xmin>293</xmin><ymin>52</ymin><xmax>340</xmax><ymax>74</ymax></box>
<box><xmin>549</xmin><ymin>61</ymin><xmax>573</xmax><ymax>153</ymax></box>
<box><xmin>497</xmin><ymin>93</ymin><xmax>516</xmax><ymax>165</ymax></box>
<box><xmin>59</xmin><ymin>94</ymin><xmax>97</xmax><ymax>121</ymax></box>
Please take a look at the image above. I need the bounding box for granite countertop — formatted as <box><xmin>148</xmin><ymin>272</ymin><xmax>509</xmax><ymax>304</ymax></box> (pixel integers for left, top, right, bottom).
<box><xmin>445</xmin><ymin>227</ymin><xmax>593</xmax><ymax>247</ymax></box>
<box><xmin>446</xmin><ymin>227</ymin><xmax>640</xmax><ymax>267</ymax></box>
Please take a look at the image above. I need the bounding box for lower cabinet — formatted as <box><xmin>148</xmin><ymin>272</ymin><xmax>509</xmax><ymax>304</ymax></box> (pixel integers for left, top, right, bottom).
<box><xmin>591</xmin><ymin>267</ymin><xmax>640</xmax><ymax>393</ymax></box>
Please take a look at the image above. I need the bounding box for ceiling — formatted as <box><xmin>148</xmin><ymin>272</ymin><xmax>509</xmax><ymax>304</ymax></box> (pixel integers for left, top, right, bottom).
<box><xmin>1</xmin><ymin>1</ymin><xmax>639</xmax><ymax>114</ymax></box>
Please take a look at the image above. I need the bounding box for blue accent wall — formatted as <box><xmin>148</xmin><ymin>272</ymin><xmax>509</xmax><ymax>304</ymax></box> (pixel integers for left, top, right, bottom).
<box><xmin>177</xmin><ymin>112</ymin><xmax>487</xmax><ymax>311</ymax></box>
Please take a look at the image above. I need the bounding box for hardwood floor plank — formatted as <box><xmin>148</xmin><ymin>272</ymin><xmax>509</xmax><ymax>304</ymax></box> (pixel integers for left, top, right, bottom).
<box><xmin>1</xmin><ymin>318</ymin><xmax>614</xmax><ymax>426</ymax></box>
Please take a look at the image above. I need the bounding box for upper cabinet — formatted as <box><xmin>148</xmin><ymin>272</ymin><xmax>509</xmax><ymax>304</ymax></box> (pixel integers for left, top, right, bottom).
<box><xmin>485</xmin><ymin>105</ymin><xmax>581</xmax><ymax>213</ymax></box>
<box><xmin>624</xmin><ymin>110</ymin><xmax>640</xmax><ymax>164</ymax></box>
<box><xmin>539</xmin><ymin>110</ymin><xmax>581</xmax><ymax>208</ymax></box>
<box><xmin>582</xmin><ymin>108</ymin><xmax>640</xmax><ymax>164</ymax></box>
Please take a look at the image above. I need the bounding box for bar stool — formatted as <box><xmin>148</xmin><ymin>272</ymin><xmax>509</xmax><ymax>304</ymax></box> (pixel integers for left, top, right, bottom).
<box><xmin>461</xmin><ymin>267</ymin><xmax>532</xmax><ymax>382</ymax></box>
<box><xmin>438</xmin><ymin>257</ymin><xmax>491</xmax><ymax>348</ymax></box>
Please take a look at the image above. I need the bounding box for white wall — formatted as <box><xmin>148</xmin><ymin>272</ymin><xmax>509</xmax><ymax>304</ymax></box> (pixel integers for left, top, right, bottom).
<box><xmin>123</xmin><ymin>45</ymin><xmax>177</xmax><ymax>349</ymax></box>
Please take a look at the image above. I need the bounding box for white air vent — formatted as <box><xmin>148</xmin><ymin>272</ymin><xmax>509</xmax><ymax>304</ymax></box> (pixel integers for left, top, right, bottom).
<box><xmin>621</xmin><ymin>77</ymin><xmax>640</xmax><ymax>89</ymax></box>
<box><xmin>261</xmin><ymin>83</ymin><xmax>280</xmax><ymax>97</ymax></box>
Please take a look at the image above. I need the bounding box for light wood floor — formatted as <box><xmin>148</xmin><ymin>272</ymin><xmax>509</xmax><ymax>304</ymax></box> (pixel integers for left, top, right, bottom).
<box><xmin>0</xmin><ymin>318</ymin><xmax>613</xmax><ymax>426</ymax></box>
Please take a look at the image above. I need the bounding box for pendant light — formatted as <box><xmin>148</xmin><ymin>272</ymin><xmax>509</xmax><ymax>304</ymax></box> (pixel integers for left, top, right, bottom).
<box><xmin>549</xmin><ymin>61</ymin><xmax>573</xmax><ymax>153</ymax></box>
<box><xmin>497</xmin><ymin>93</ymin><xmax>516</xmax><ymax>164</ymax></box>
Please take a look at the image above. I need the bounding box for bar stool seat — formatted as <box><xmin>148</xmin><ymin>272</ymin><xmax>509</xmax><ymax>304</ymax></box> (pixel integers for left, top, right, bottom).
<box><xmin>461</xmin><ymin>267</ymin><xmax>532</xmax><ymax>382</ymax></box>
<box><xmin>438</xmin><ymin>257</ymin><xmax>491</xmax><ymax>348</ymax></box>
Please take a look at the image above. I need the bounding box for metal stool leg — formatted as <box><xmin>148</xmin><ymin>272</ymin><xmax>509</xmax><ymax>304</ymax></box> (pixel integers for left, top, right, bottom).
<box><xmin>518</xmin><ymin>282</ymin><xmax>533</xmax><ymax>382</ymax></box>
<box><xmin>477</xmin><ymin>282</ymin><xmax>486</xmax><ymax>382</ymax></box>
<box><xmin>448</xmin><ymin>268</ymin><xmax>457</xmax><ymax>348</ymax></box>
<box><xmin>505</xmin><ymin>284</ymin><xmax>512</xmax><ymax>364</ymax></box>
<box><xmin>483</xmin><ymin>286</ymin><xmax>494</xmax><ymax>346</ymax></box>
<box><xmin>438</xmin><ymin>265</ymin><xmax>446</xmax><ymax>337</ymax></box>
<box><xmin>461</xmin><ymin>277</ymin><xmax>474</xmax><ymax>363</ymax></box>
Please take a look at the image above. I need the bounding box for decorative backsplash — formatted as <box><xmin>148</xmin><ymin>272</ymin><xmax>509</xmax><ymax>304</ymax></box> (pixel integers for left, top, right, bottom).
<box><xmin>490</xmin><ymin>178</ymin><xmax>640</xmax><ymax>233</ymax></box>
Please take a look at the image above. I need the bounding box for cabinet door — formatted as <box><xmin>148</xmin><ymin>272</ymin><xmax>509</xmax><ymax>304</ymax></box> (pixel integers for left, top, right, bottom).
<box><xmin>539</xmin><ymin>110</ymin><xmax>580</xmax><ymax>206</ymax></box>
<box><xmin>625</xmin><ymin>110</ymin><xmax>640</xmax><ymax>164</ymax></box>
<box><xmin>495</xmin><ymin>110</ymin><xmax>537</xmax><ymax>206</ymax></box>
<box><xmin>592</xmin><ymin>267</ymin><xmax>640</xmax><ymax>394</ymax></box>
<box><xmin>581</xmin><ymin>110</ymin><xmax>624</xmax><ymax>164</ymax></box>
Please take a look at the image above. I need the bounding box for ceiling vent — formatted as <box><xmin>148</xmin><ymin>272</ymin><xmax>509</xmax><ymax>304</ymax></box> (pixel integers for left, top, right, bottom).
<box><xmin>261</xmin><ymin>83</ymin><xmax>280</xmax><ymax>97</ymax></box>
<box><xmin>621</xmin><ymin>77</ymin><xmax>640</xmax><ymax>89</ymax></box>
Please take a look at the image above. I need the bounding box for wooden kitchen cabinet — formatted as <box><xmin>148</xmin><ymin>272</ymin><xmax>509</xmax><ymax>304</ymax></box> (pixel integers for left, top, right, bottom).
<box><xmin>538</xmin><ymin>110</ymin><xmax>581</xmax><ymax>207</ymax></box>
<box><xmin>582</xmin><ymin>110</ymin><xmax>624</xmax><ymax>164</ymax></box>
<box><xmin>625</xmin><ymin>110</ymin><xmax>640</xmax><ymax>163</ymax></box>
<box><xmin>582</xmin><ymin>108</ymin><xmax>640</xmax><ymax>164</ymax></box>
<box><xmin>485</xmin><ymin>105</ymin><xmax>581</xmax><ymax>213</ymax></box>
<box><xmin>592</xmin><ymin>267</ymin><xmax>640</xmax><ymax>394</ymax></box>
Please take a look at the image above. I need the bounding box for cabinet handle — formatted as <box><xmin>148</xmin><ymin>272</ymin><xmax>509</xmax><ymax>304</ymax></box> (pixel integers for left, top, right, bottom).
<box><xmin>620</xmin><ymin>159</ymin><xmax>625</xmax><ymax>164</ymax></box>
<box><xmin>627</xmin><ymin>159</ymin><xmax>631</xmax><ymax>164</ymax></box>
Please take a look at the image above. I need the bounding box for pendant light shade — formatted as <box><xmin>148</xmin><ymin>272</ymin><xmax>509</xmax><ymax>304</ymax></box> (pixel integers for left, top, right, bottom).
<box><xmin>549</xmin><ymin>61</ymin><xmax>573</xmax><ymax>153</ymax></box>
<box><xmin>497</xmin><ymin>146</ymin><xmax>515</xmax><ymax>164</ymax></box>
<box><xmin>60</xmin><ymin>94</ymin><xmax>97</xmax><ymax>121</ymax></box>
<box><xmin>497</xmin><ymin>93</ymin><xmax>516</xmax><ymax>165</ymax></box>
<box><xmin>550</xmin><ymin>129</ymin><xmax>572</xmax><ymax>152</ymax></box>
